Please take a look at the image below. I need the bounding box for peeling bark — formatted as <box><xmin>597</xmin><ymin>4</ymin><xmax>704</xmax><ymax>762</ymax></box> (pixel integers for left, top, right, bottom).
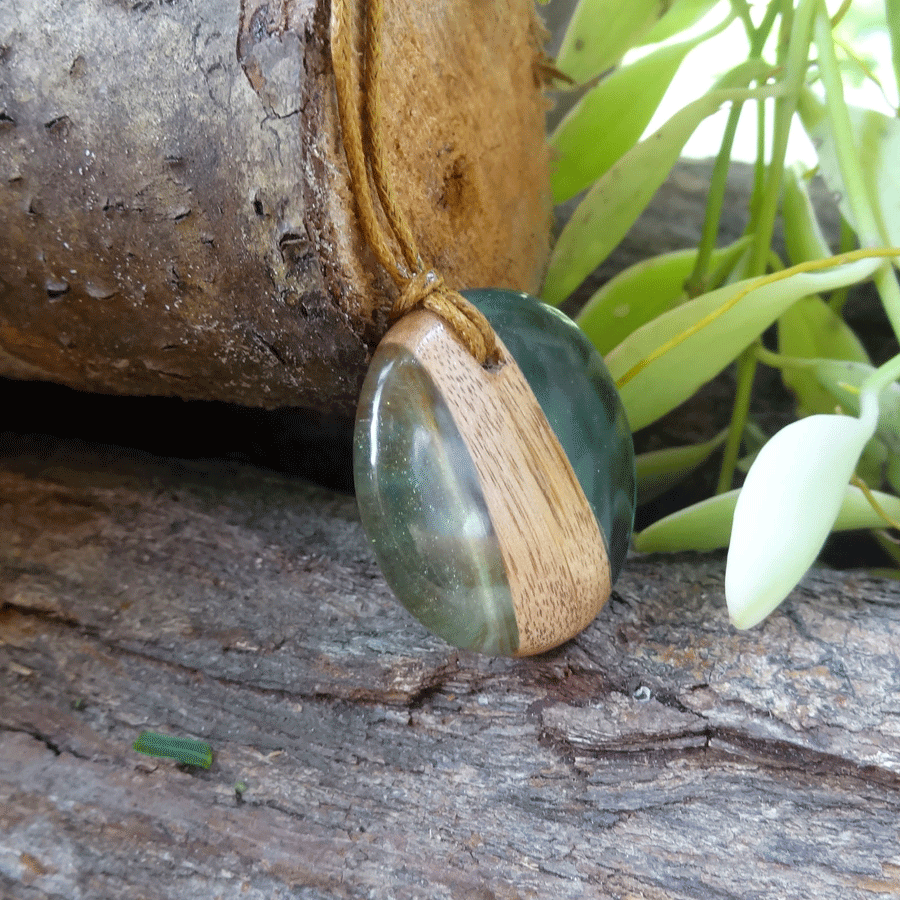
<box><xmin>1</xmin><ymin>435</ymin><xmax>899</xmax><ymax>898</ymax></box>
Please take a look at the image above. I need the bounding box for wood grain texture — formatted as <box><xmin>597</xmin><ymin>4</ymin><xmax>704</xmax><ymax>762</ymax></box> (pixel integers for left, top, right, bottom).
<box><xmin>0</xmin><ymin>0</ymin><xmax>550</xmax><ymax>412</ymax></box>
<box><xmin>383</xmin><ymin>310</ymin><xmax>611</xmax><ymax>656</ymax></box>
<box><xmin>2</xmin><ymin>434</ymin><xmax>900</xmax><ymax>898</ymax></box>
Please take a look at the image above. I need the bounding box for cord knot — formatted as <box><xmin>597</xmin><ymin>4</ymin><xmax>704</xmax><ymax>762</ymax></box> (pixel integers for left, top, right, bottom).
<box><xmin>391</xmin><ymin>271</ymin><xmax>500</xmax><ymax>367</ymax></box>
<box><xmin>391</xmin><ymin>270</ymin><xmax>445</xmax><ymax>320</ymax></box>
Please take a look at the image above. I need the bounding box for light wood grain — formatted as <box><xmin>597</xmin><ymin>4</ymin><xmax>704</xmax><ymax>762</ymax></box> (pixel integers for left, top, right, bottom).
<box><xmin>382</xmin><ymin>310</ymin><xmax>612</xmax><ymax>655</ymax></box>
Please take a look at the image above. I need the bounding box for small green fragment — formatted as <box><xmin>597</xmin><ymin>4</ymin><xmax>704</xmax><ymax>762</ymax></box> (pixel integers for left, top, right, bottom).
<box><xmin>234</xmin><ymin>781</ymin><xmax>248</xmax><ymax>797</ymax></box>
<box><xmin>133</xmin><ymin>731</ymin><xmax>213</xmax><ymax>769</ymax></box>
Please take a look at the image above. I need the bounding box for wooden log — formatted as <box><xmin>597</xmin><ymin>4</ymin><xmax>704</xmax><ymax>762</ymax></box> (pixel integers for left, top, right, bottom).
<box><xmin>1</xmin><ymin>434</ymin><xmax>899</xmax><ymax>898</ymax></box>
<box><xmin>0</xmin><ymin>0</ymin><xmax>550</xmax><ymax>413</ymax></box>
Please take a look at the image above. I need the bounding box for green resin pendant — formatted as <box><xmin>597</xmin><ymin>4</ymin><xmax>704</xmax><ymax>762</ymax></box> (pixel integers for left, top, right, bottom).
<box><xmin>354</xmin><ymin>288</ymin><xmax>636</xmax><ymax>656</ymax></box>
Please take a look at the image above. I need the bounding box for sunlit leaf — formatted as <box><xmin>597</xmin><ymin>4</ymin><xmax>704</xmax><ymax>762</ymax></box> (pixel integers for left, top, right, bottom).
<box><xmin>606</xmin><ymin>258</ymin><xmax>880</xmax><ymax>432</ymax></box>
<box><xmin>634</xmin><ymin>490</ymin><xmax>738</xmax><ymax>553</ymax></box>
<box><xmin>827</xmin><ymin>485</ymin><xmax>900</xmax><ymax>530</ymax></box>
<box><xmin>552</xmin><ymin>37</ymin><xmax>702</xmax><ymax>203</ymax></box>
<box><xmin>544</xmin><ymin>73</ymin><xmax>771</xmax><ymax>306</ymax></box>
<box><xmin>638</xmin><ymin>0</ymin><xmax>721</xmax><ymax>46</ymax></box>
<box><xmin>556</xmin><ymin>0</ymin><xmax>664</xmax><ymax>83</ymax></box>
<box><xmin>577</xmin><ymin>239</ymin><xmax>750</xmax><ymax>355</ymax></box>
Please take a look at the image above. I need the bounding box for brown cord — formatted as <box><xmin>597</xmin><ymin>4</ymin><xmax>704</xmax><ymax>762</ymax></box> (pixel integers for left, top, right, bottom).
<box><xmin>330</xmin><ymin>0</ymin><xmax>500</xmax><ymax>366</ymax></box>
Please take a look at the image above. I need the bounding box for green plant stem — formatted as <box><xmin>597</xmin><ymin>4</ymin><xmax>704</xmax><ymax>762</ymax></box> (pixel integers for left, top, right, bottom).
<box><xmin>747</xmin><ymin>0</ymin><xmax>783</xmax><ymax>54</ymax></box>
<box><xmin>716</xmin><ymin>344</ymin><xmax>758</xmax><ymax>494</ymax></box>
<box><xmin>861</xmin><ymin>352</ymin><xmax>900</xmax><ymax>398</ymax></box>
<box><xmin>814</xmin><ymin>7</ymin><xmax>900</xmax><ymax>339</ymax></box>
<box><xmin>830</xmin><ymin>0</ymin><xmax>853</xmax><ymax>29</ymax></box>
<box><xmin>685</xmin><ymin>5</ymin><xmax>780</xmax><ymax>297</ymax></box>
<box><xmin>813</xmin><ymin>11</ymin><xmax>880</xmax><ymax>244</ymax></box>
<box><xmin>684</xmin><ymin>104</ymin><xmax>745</xmax><ymax>296</ymax></box>
<box><xmin>746</xmin><ymin>86</ymin><xmax>767</xmax><ymax>236</ymax></box>
<box><xmin>733</xmin><ymin>0</ymin><xmax>787</xmax><ymax>55</ymax></box>
<box><xmin>754</xmin><ymin>345</ymin><xmax>818</xmax><ymax>370</ymax></box>
<box><xmin>747</xmin><ymin>0</ymin><xmax>817</xmax><ymax>277</ymax></box>
<box><xmin>730</xmin><ymin>0</ymin><xmax>754</xmax><ymax>36</ymax></box>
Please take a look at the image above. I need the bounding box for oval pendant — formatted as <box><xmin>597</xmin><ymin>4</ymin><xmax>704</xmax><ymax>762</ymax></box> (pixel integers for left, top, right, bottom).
<box><xmin>354</xmin><ymin>289</ymin><xmax>636</xmax><ymax>656</ymax></box>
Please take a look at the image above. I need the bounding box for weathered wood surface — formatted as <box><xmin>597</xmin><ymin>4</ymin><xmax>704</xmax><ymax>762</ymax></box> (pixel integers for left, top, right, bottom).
<box><xmin>2</xmin><ymin>433</ymin><xmax>899</xmax><ymax>899</ymax></box>
<box><xmin>0</xmin><ymin>0</ymin><xmax>549</xmax><ymax>412</ymax></box>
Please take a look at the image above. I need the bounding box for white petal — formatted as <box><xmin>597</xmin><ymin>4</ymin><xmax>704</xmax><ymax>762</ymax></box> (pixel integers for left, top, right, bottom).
<box><xmin>725</xmin><ymin>394</ymin><xmax>878</xmax><ymax>628</ymax></box>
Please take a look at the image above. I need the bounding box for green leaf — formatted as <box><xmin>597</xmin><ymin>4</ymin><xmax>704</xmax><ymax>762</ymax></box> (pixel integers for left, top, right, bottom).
<box><xmin>605</xmin><ymin>257</ymin><xmax>881</xmax><ymax>432</ymax></box>
<box><xmin>777</xmin><ymin>295</ymin><xmax>870</xmax><ymax>416</ymax></box>
<box><xmin>814</xmin><ymin>359</ymin><xmax>900</xmax><ymax>454</ymax></box>
<box><xmin>781</xmin><ymin>164</ymin><xmax>833</xmax><ymax>265</ymax></box>
<box><xmin>635</xmin><ymin>429</ymin><xmax>728</xmax><ymax>505</ymax></box>
<box><xmin>888</xmin><ymin>452</ymin><xmax>900</xmax><ymax>496</ymax></box>
<box><xmin>634</xmin><ymin>489</ymin><xmax>738</xmax><ymax>552</ymax></box>
<box><xmin>776</xmin><ymin>167</ymin><xmax>871</xmax><ymax>416</ymax></box>
<box><xmin>857</xmin><ymin>436</ymin><xmax>889</xmax><ymax>490</ymax></box>
<box><xmin>576</xmin><ymin>238</ymin><xmax>750</xmax><ymax>355</ymax></box>
<box><xmin>556</xmin><ymin>0</ymin><xmax>665</xmax><ymax>83</ymax></box>
<box><xmin>634</xmin><ymin>485</ymin><xmax>900</xmax><ymax>553</ymax></box>
<box><xmin>888</xmin><ymin>0</ymin><xmax>900</xmax><ymax>98</ymax></box>
<box><xmin>802</xmin><ymin>98</ymin><xmax>900</xmax><ymax>247</ymax></box>
<box><xmin>544</xmin><ymin>78</ymin><xmax>769</xmax><ymax>307</ymax></box>
<box><xmin>834</xmin><ymin>487</ymin><xmax>900</xmax><ymax>531</ymax></box>
<box><xmin>133</xmin><ymin>731</ymin><xmax>213</xmax><ymax>768</ymax></box>
<box><xmin>638</xmin><ymin>0</ymin><xmax>721</xmax><ymax>46</ymax></box>
<box><xmin>551</xmin><ymin>37</ymin><xmax>700</xmax><ymax>204</ymax></box>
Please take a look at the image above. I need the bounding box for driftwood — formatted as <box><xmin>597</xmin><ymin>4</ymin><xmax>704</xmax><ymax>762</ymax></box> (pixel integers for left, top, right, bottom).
<box><xmin>0</xmin><ymin>0</ymin><xmax>549</xmax><ymax>412</ymax></box>
<box><xmin>2</xmin><ymin>434</ymin><xmax>899</xmax><ymax>899</ymax></box>
<box><xmin>3</xmin><ymin>7</ymin><xmax>897</xmax><ymax>887</ymax></box>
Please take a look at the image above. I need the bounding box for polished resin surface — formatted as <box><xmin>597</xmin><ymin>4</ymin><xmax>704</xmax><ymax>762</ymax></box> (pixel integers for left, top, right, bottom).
<box><xmin>354</xmin><ymin>342</ymin><xmax>519</xmax><ymax>655</ymax></box>
<box><xmin>465</xmin><ymin>288</ymin><xmax>636</xmax><ymax>582</ymax></box>
<box><xmin>354</xmin><ymin>289</ymin><xmax>636</xmax><ymax>656</ymax></box>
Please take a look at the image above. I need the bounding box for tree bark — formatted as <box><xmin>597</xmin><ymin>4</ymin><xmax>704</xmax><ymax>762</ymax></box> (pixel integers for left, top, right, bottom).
<box><xmin>0</xmin><ymin>0</ymin><xmax>550</xmax><ymax>413</ymax></box>
<box><xmin>2</xmin><ymin>434</ymin><xmax>899</xmax><ymax>899</ymax></box>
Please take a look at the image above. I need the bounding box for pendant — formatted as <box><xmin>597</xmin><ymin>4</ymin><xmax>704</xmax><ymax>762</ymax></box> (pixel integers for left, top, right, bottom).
<box><xmin>354</xmin><ymin>288</ymin><xmax>636</xmax><ymax>657</ymax></box>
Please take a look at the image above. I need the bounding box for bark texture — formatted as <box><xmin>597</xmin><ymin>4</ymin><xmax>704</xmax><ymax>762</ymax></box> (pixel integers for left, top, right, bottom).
<box><xmin>0</xmin><ymin>0</ymin><xmax>550</xmax><ymax>412</ymax></box>
<box><xmin>2</xmin><ymin>435</ymin><xmax>899</xmax><ymax>899</ymax></box>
